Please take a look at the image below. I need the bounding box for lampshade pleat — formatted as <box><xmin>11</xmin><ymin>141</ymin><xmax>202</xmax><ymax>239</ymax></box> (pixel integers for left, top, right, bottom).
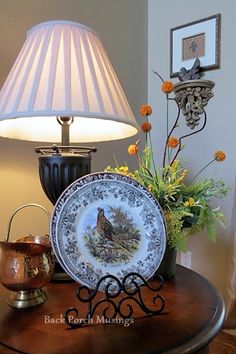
<box><xmin>0</xmin><ymin>21</ymin><xmax>138</xmax><ymax>142</ymax></box>
<box><xmin>34</xmin><ymin>30</ymin><xmax>53</xmax><ymax>110</ymax></box>
<box><xmin>89</xmin><ymin>34</ymin><xmax>118</xmax><ymax>116</ymax></box>
<box><xmin>0</xmin><ymin>30</ymin><xmax>36</xmax><ymax>114</ymax></box>
<box><xmin>72</xmin><ymin>28</ymin><xmax>89</xmax><ymax>111</ymax></box>
<box><xmin>19</xmin><ymin>30</ymin><xmax>46</xmax><ymax>112</ymax></box>
<box><xmin>96</xmin><ymin>34</ymin><xmax>130</xmax><ymax>118</ymax></box>
<box><xmin>71</xmin><ymin>30</ymin><xmax>87</xmax><ymax>111</ymax></box>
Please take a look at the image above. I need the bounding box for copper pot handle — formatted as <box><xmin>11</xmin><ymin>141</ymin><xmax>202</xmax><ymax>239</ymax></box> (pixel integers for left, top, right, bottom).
<box><xmin>5</xmin><ymin>203</ymin><xmax>50</xmax><ymax>242</ymax></box>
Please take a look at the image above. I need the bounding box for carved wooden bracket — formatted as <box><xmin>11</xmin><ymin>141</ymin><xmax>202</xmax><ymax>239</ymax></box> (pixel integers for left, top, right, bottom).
<box><xmin>174</xmin><ymin>79</ymin><xmax>215</xmax><ymax>129</ymax></box>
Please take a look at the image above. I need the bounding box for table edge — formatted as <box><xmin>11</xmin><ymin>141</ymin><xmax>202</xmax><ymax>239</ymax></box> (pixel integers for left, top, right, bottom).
<box><xmin>164</xmin><ymin>267</ymin><xmax>225</xmax><ymax>354</ymax></box>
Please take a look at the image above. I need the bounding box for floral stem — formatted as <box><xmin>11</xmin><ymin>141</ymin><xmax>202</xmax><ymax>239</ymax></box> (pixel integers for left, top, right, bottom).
<box><xmin>145</xmin><ymin>132</ymin><xmax>148</xmax><ymax>147</ymax></box>
<box><xmin>137</xmin><ymin>149</ymin><xmax>154</xmax><ymax>178</ymax></box>
<box><xmin>170</xmin><ymin>110</ymin><xmax>208</xmax><ymax>166</ymax></box>
<box><xmin>148</xmin><ymin>130</ymin><xmax>158</xmax><ymax>176</ymax></box>
<box><xmin>142</xmin><ymin>163</ymin><xmax>154</xmax><ymax>179</ymax></box>
<box><xmin>145</xmin><ymin>116</ymin><xmax>149</xmax><ymax>148</ymax></box>
<box><xmin>151</xmin><ymin>69</ymin><xmax>164</xmax><ymax>83</ymax></box>
<box><xmin>166</xmin><ymin>94</ymin><xmax>170</xmax><ymax>163</ymax></box>
<box><xmin>188</xmin><ymin>159</ymin><xmax>216</xmax><ymax>184</ymax></box>
<box><xmin>137</xmin><ymin>151</ymin><xmax>143</xmax><ymax>166</ymax></box>
<box><xmin>162</xmin><ymin>99</ymin><xmax>180</xmax><ymax>168</ymax></box>
<box><xmin>113</xmin><ymin>154</ymin><xmax>120</xmax><ymax>168</ymax></box>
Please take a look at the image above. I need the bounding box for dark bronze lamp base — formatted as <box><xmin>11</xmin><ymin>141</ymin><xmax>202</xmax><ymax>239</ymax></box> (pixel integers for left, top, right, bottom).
<box><xmin>35</xmin><ymin>145</ymin><xmax>97</xmax><ymax>281</ymax></box>
<box><xmin>36</xmin><ymin>146</ymin><xmax>96</xmax><ymax>204</ymax></box>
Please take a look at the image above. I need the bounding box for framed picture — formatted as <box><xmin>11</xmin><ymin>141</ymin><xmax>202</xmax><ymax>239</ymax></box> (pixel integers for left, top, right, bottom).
<box><xmin>170</xmin><ymin>14</ymin><xmax>221</xmax><ymax>77</ymax></box>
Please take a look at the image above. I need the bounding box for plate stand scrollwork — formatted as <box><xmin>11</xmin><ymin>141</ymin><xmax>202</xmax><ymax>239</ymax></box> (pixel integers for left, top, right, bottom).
<box><xmin>64</xmin><ymin>272</ymin><xmax>165</xmax><ymax>329</ymax></box>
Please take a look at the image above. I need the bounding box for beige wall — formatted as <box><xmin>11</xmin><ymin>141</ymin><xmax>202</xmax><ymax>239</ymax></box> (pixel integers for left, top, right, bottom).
<box><xmin>148</xmin><ymin>0</ymin><xmax>235</xmax><ymax>302</ymax></box>
<box><xmin>0</xmin><ymin>0</ymin><xmax>147</xmax><ymax>239</ymax></box>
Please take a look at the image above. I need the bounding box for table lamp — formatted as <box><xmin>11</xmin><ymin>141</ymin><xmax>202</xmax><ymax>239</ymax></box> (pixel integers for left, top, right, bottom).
<box><xmin>0</xmin><ymin>20</ymin><xmax>139</xmax><ymax>204</ymax></box>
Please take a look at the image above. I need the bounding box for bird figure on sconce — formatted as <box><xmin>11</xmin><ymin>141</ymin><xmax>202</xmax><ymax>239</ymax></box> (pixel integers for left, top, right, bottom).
<box><xmin>177</xmin><ymin>57</ymin><xmax>201</xmax><ymax>81</ymax></box>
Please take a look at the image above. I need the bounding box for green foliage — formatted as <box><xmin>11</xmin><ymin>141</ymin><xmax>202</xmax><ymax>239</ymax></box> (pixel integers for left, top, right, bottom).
<box><xmin>164</xmin><ymin>209</ymin><xmax>189</xmax><ymax>252</ymax></box>
<box><xmin>105</xmin><ymin>74</ymin><xmax>229</xmax><ymax>252</ymax></box>
<box><xmin>181</xmin><ymin>178</ymin><xmax>229</xmax><ymax>201</ymax></box>
<box><xmin>106</xmin><ymin>157</ymin><xmax>229</xmax><ymax>252</ymax></box>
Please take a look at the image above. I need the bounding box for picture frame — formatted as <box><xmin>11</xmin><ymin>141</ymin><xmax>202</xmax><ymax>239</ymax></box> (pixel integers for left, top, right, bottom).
<box><xmin>170</xmin><ymin>14</ymin><xmax>221</xmax><ymax>78</ymax></box>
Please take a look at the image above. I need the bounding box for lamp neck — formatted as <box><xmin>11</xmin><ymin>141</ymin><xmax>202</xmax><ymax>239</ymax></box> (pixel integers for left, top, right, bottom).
<box><xmin>57</xmin><ymin>116</ymin><xmax>74</xmax><ymax>146</ymax></box>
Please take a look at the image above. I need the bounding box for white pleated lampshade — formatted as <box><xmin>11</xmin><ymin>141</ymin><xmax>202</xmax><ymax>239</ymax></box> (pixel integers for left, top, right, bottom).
<box><xmin>0</xmin><ymin>20</ymin><xmax>138</xmax><ymax>142</ymax></box>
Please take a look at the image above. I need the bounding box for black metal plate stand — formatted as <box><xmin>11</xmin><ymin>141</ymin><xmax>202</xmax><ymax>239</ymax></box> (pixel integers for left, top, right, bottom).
<box><xmin>64</xmin><ymin>272</ymin><xmax>165</xmax><ymax>329</ymax></box>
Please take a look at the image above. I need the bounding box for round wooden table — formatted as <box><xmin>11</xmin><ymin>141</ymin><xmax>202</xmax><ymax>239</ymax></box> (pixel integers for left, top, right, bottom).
<box><xmin>0</xmin><ymin>265</ymin><xmax>225</xmax><ymax>354</ymax></box>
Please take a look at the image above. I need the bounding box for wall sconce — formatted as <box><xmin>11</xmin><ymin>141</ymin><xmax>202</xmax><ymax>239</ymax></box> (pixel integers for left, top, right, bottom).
<box><xmin>174</xmin><ymin>58</ymin><xmax>215</xmax><ymax>129</ymax></box>
<box><xmin>0</xmin><ymin>21</ymin><xmax>139</xmax><ymax>204</ymax></box>
<box><xmin>174</xmin><ymin>79</ymin><xmax>214</xmax><ymax>129</ymax></box>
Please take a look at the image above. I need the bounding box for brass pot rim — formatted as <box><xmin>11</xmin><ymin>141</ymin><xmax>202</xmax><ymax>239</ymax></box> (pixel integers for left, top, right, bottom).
<box><xmin>14</xmin><ymin>234</ymin><xmax>50</xmax><ymax>245</ymax></box>
<box><xmin>0</xmin><ymin>241</ymin><xmax>50</xmax><ymax>254</ymax></box>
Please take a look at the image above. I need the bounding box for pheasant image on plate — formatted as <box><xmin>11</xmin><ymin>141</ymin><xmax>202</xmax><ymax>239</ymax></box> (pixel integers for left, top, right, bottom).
<box><xmin>97</xmin><ymin>207</ymin><xmax>115</xmax><ymax>241</ymax></box>
<box><xmin>83</xmin><ymin>206</ymin><xmax>141</xmax><ymax>264</ymax></box>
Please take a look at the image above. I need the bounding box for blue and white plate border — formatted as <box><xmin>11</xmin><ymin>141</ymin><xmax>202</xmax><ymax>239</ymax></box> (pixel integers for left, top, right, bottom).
<box><xmin>50</xmin><ymin>172</ymin><xmax>167</xmax><ymax>290</ymax></box>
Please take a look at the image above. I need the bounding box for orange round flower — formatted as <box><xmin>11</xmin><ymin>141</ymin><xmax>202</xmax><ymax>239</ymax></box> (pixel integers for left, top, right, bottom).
<box><xmin>167</xmin><ymin>136</ymin><xmax>179</xmax><ymax>148</ymax></box>
<box><xmin>140</xmin><ymin>104</ymin><xmax>152</xmax><ymax>116</ymax></box>
<box><xmin>128</xmin><ymin>144</ymin><xmax>138</xmax><ymax>155</ymax></box>
<box><xmin>140</xmin><ymin>122</ymin><xmax>152</xmax><ymax>132</ymax></box>
<box><xmin>214</xmin><ymin>150</ymin><xmax>226</xmax><ymax>162</ymax></box>
<box><xmin>162</xmin><ymin>80</ymin><xmax>174</xmax><ymax>94</ymax></box>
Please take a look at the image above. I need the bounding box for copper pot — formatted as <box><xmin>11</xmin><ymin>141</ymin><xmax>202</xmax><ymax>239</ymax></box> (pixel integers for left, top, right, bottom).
<box><xmin>0</xmin><ymin>203</ymin><xmax>54</xmax><ymax>308</ymax></box>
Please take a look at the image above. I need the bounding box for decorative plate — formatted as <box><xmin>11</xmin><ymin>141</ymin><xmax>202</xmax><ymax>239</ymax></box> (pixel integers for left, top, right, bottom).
<box><xmin>50</xmin><ymin>172</ymin><xmax>167</xmax><ymax>291</ymax></box>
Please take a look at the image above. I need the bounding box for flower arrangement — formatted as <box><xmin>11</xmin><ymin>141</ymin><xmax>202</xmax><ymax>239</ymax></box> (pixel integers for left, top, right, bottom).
<box><xmin>106</xmin><ymin>73</ymin><xmax>229</xmax><ymax>252</ymax></box>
